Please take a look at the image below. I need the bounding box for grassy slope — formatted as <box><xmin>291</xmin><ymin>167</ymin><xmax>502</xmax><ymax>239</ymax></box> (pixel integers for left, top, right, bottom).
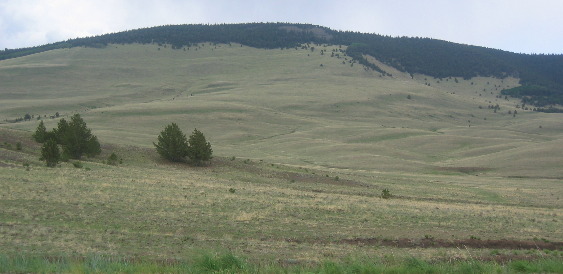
<box><xmin>1</xmin><ymin>43</ymin><xmax>562</xmax><ymax>177</ymax></box>
<box><xmin>0</xmin><ymin>44</ymin><xmax>561</xmax><ymax>264</ymax></box>
<box><xmin>0</xmin><ymin>133</ymin><xmax>561</xmax><ymax>263</ymax></box>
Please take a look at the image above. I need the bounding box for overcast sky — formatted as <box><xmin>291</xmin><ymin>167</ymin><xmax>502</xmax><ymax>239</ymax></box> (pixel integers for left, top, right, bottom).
<box><xmin>1</xmin><ymin>0</ymin><xmax>562</xmax><ymax>54</ymax></box>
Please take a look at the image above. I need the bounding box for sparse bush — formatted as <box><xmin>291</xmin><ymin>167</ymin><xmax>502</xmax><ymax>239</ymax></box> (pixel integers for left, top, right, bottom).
<box><xmin>381</xmin><ymin>188</ymin><xmax>392</xmax><ymax>199</ymax></box>
<box><xmin>229</xmin><ymin>188</ymin><xmax>236</xmax><ymax>193</ymax></box>
<box><xmin>16</xmin><ymin>142</ymin><xmax>22</xmax><ymax>151</ymax></box>
<box><xmin>107</xmin><ymin>152</ymin><xmax>119</xmax><ymax>166</ymax></box>
<box><xmin>72</xmin><ymin>161</ymin><xmax>83</xmax><ymax>168</ymax></box>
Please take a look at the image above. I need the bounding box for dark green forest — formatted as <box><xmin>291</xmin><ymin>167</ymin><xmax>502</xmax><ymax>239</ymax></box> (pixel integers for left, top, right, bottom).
<box><xmin>2</xmin><ymin>23</ymin><xmax>562</xmax><ymax>110</ymax></box>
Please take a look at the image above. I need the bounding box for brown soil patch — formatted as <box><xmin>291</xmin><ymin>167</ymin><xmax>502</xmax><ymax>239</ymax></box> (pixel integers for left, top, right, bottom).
<box><xmin>435</xmin><ymin>166</ymin><xmax>492</xmax><ymax>174</ymax></box>
<box><xmin>341</xmin><ymin>237</ymin><xmax>563</xmax><ymax>250</ymax></box>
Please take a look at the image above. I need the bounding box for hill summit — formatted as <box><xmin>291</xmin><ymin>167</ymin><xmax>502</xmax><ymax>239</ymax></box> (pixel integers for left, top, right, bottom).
<box><xmin>1</xmin><ymin>23</ymin><xmax>562</xmax><ymax>109</ymax></box>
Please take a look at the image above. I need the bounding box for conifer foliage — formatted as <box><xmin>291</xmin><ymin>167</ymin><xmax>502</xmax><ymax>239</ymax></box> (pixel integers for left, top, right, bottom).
<box><xmin>40</xmin><ymin>139</ymin><xmax>60</xmax><ymax>167</ymax></box>
<box><xmin>187</xmin><ymin>128</ymin><xmax>213</xmax><ymax>165</ymax></box>
<box><xmin>154</xmin><ymin>124</ymin><xmax>213</xmax><ymax>165</ymax></box>
<box><xmin>33</xmin><ymin>114</ymin><xmax>101</xmax><ymax>164</ymax></box>
<box><xmin>153</xmin><ymin>123</ymin><xmax>189</xmax><ymax>162</ymax></box>
<box><xmin>57</xmin><ymin>114</ymin><xmax>101</xmax><ymax>159</ymax></box>
<box><xmin>32</xmin><ymin>120</ymin><xmax>48</xmax><ymax>143</ymax></box>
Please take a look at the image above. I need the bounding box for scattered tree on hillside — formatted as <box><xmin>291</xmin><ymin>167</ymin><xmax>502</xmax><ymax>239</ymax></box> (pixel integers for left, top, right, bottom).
<box><xmin>154</xmin><ymin>124</ymin><xmax>213</xmax><ymax>165</ymax></box>
<box><xmin>33</xmin><ymin>120</ymin><xmax>48</xmax><ymax>143</ymax></box>
<box><xmin>57</xmin><ymin>114</ymin><xmax>101</xmax><ymax>159</ymax></box>
<box><xmin>187</xmin><ymin>128</ymin><xmax>213</xmax><ymax>165</ymax></box>
<box><xmin>107</xmin><ymin>152</ymin><xmax>120</xmax><ymax>166</ymax></box>
<box><xmin>41</xmin><ymin>139</ymin><xmax>60</xmax><ymax>167</ymax></box>
<box><xmin>35</xmin><ymin>114</ymin><xmax>102</xmax><ymax>160</ymax></box>
<box><xmin>154</xmin><ymin>123</ymin><xmax>189</xmax><ymax>162</ymax></box>
<box><xmin>54</xmin><ymin>118</ymin><xmax>70</xmax><ymax>144</ymax></box>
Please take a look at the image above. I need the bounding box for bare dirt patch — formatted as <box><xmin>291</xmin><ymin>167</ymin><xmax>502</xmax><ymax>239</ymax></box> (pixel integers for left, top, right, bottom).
<box><xmin>435</xmin><ymin>166</ymin><xmax>492</xmax><ymax>174</ymax></box>
<box><xmin>341</xmin><ymin>237</ymin><xmax>563</xmax><ymax>250</ymax></box>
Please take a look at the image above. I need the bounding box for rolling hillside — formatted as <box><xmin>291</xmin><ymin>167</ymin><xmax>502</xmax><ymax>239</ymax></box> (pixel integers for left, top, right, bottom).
<box><xmin>0</xmin><ymin>24</ymin><xmax>562</xmax><ymax>268</ymax></box>
<box><xmin>3</xmin><ymin>23</ymin><xmax>563</xmax><ymax>109</ymax></box>
<box><xmin>1</xmin><ymin>41</ymin><xmax>562</xmax><ymax>178</ymax></box>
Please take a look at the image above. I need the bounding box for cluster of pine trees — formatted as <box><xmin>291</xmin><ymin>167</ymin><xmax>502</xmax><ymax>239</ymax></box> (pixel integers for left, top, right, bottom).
<box><xmin>33</xmin><ymin>114</ymin><xmax>101</xmax><ymax>166</ymax></box>
<box><xmin>32</xmin><ymin>115</ymin><xmax>213</xmax><ymax>167</ymax></box>
<box><xmin>154</xmin><ymin>123</ymin><xmax>212</xmax><ymax>166</ymax></box>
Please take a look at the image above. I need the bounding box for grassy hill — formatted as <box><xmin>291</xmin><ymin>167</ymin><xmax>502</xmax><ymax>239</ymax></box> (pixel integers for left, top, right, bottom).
<box><xmin>3</xmin><ymin>23</ymin><xmax>563</xmax><ymax>109</ymax></box>
<box><xmin>0</xmin><ymin>42</ymin><xmax>562</xmax><ymax>270</ymax></box>
<box><xmin>2</xmin><ymin>43</ymin><xmax>562</xmax><ymax>177</ymax></box>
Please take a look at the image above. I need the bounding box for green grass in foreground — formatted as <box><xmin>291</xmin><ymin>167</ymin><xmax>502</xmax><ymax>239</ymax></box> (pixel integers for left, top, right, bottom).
<box><xmin>1</xmin><ymin>253</ymin><xmax>562</xmax><ymax>273</ymax></box>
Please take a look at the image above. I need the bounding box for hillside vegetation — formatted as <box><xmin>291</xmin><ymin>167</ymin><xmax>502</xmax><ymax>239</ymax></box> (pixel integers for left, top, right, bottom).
<box><xmin>1</xmin><ymin>42</ymin><xmax>562</xmax><ymax>177</ymax></box>
<box><xmin>1</xmin><ymin>23</ymin><xmax>563</xmax><ymax>109</ymax></box>
<box><xmin>0</xmin><ymin>32</ymin><xmax>562</xmax><ymax>270</ymax></box>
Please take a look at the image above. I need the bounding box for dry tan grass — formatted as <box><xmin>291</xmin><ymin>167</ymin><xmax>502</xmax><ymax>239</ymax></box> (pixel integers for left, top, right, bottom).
<box><xmin>0</xmin><ymin>130</ymin><xmax>561</xmax><ymax>262</ymax></box>
<box><xmin>0</xmin><ymin>44</ymin><xmax>562</xmax><ymax>262</ymax></box>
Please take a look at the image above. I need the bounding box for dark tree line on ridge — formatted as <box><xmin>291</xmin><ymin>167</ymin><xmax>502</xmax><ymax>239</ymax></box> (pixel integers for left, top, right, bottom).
<box><xmin>1</xmin><ymin>23</ymin><xmax>562</xmax><ymax>110</ymax></box>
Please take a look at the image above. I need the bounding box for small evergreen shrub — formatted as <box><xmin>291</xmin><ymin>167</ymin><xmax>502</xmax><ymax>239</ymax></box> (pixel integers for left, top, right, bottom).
<box><xmin>107</xmin><ymin>152</ymin><xmax>119</xmax><ymax>166</ymax></box>
<box><xmin>381</xmin><ymin>188</ymin><xmax>392</xmax><ymax>199</ymax></box>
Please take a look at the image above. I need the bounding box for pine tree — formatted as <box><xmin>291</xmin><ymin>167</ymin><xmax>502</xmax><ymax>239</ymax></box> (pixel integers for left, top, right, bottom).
<box><xmin>187</xmin><ymin>128</ymin><xmax>213</xmax><ymax>165</ymax></box>
<box><xmin>54</xmin><ymin>118</ymin><xmax>69</xmax><ymax>144</ymax></box>
<box><xmin>153</xmin><ymin>123</ymin><xmax>188</xmax><ymax>162</ymax></box>
<box><xmin>56</xmin><ymin>114</ymin><xmax>101</xmax><ymax>159</ymax></box>
<box><xmin>33</xmin><ymin>120</ymin><xmax>48</xmax><ymax>143</ymax></box>
<box><xmin>40</xmin><ymin>139</ymin><xmax>60</xmax><ymax>167</ymax></box>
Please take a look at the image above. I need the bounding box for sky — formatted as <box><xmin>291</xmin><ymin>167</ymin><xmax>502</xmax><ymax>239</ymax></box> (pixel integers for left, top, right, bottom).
<box><xmin>0</xmin><ymin>0</ymin><xmax>562</xmax><ymax>54</ymax></box>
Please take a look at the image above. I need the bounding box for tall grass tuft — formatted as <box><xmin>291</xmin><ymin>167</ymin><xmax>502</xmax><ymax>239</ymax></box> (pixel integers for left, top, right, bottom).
<box><xmin>195</xmin><ymin>251</ymin><xmax>246</xmax><ymax>272</ymax></box>
<box><xmin>1</xmin><ymin>253</ymin><xmax>562</xmax><ymax>273</ymax></box>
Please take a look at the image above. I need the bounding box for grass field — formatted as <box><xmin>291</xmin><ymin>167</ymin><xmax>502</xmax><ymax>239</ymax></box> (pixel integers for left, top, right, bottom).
<box><xmin>0</xmin><ymin>43</ymin><xmax>562</xmax><ymax>271</ymax></box>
